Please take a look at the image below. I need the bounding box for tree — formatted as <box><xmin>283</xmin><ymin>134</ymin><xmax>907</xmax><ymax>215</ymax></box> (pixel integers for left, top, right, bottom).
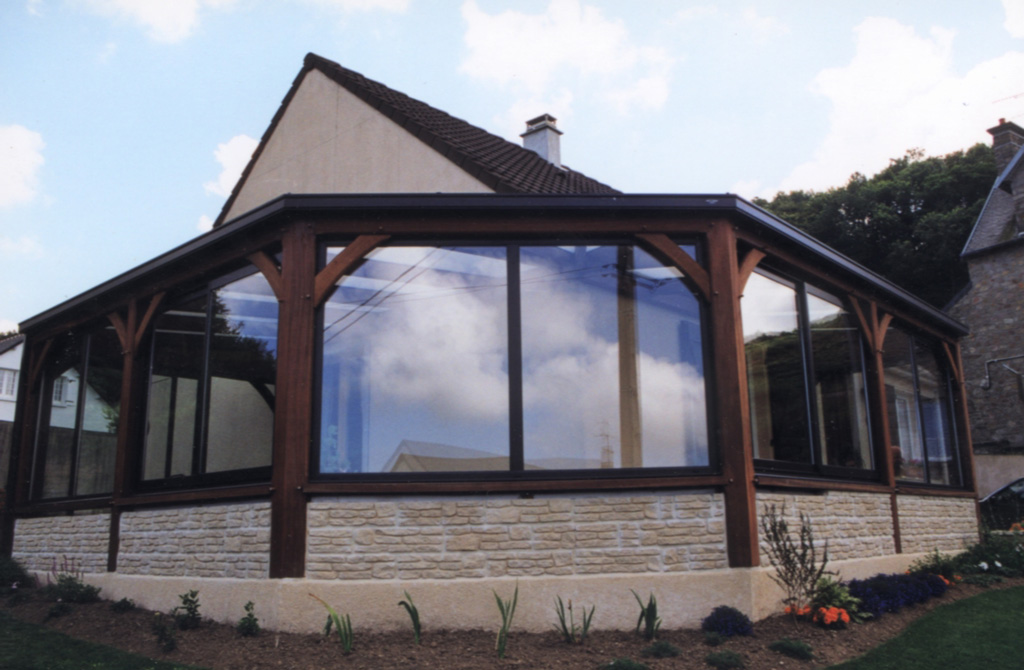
<box><xmin>753</xmin><ymin>144</ymin><xmax>996</xmax><ymax>308</ymax></box>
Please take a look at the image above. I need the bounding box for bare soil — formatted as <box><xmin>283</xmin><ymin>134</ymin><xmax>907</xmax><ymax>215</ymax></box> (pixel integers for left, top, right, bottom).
<box><xmin>7</xmin><ymin>579</ymin><xmax>1022</xmax><ymax>669</ymax></box>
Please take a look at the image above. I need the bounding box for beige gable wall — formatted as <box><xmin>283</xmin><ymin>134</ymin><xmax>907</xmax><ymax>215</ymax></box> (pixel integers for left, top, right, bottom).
<box><xmin>225</xmin><ymin>69</ymin><xmax>494</xmax><ymax>221</ymax></box>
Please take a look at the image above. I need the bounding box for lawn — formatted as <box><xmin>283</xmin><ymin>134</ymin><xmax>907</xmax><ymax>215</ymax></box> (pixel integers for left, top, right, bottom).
<box><xmin>829</xmin><ymin>585</ymin><xmax>1024</xmax><ymax>669</ymax></box>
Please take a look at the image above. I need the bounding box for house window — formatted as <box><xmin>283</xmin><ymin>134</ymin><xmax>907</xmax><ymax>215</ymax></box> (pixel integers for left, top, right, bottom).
<box><xmin>33</xmin><ymin>325</ymin><xmax>122</xmax><ymax>499</ymax></box>
<box><xmin>0</xmin><ymin>368</ymin><xmax>18</xmax><ymax>399</ymax></box>
<box><xmin>742</xmin><ymin>269</ymin><xmax>873</xmax><ymax>476</ymax></box>
<box><xmin>883</xmin><ymin>326</ymin><xmax>962</xmax><ymax>486</ymax></box>
<box><xmin>317</xmin><ymin>242</ymin><xmax>710</xmax><ymax>478</ymax></box>
<box><xmin>141</xmin><ymin>269</ymin><xmax>278</xmax><ymax>487</ymax></box>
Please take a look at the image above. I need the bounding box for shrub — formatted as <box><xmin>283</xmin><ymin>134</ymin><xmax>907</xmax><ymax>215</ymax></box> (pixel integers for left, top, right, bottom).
<box><xmin>811</xmin><ymin>577</ymin><xmax>866</xmax><ymax>623</ymax></box>
<box><xmin>43</xmin><ymin>573</ymin><xmax>101</xmax><ymax>604</ymax></box>
<box><xmin>631</xmin><ymin>590</ymin><xmax>661</xmax><ymax>641</ymax></box>
<box><xmin>553</xmin><ymin>596</ymin><xmax>593</xmax><ymax>644</ymax></box>
<box><xmin>705</xmin><ymin>649</ymin><xmax>745</xmax><ymax>669</ymax></box>
<box><xmin>237</xmin><ymin>601</ymin><xmax>260</xmax><ymax>637</ymax></box>
<box><xmin>760</xmin><ymin>504</ymin><xmax>831</xmax><ymax>614</ymax></box>
<box><xmin>111</xmin><ymin>597</ymin><xmax>136</xmax><ymax>613</ymax></box>
<box><xmin>0</xmin><ymin>555</ymin><xmax>32</xmax><ymax>589</ymax></box>
<box><xmin>151</xmin><ymin>614</ymin><xmax>178</xmax><ymax>653</ymax></box>
<box><xmin>601</xmin><ymin>659</ymin><xmax>650</xmax><ymax>670</ymax></box>
<box><xmin>703</xmin><ymin>631</ymin><xmax>726</xmax><ymax>647</ymax></box>
<box><xmin>641</xmin><ymin>640</ymin><xmax>680</xmax><ymax>658</ymax></box>
<box><xmin>172</xmin><ymin>589</ymin><xmax>202</xmax><ymax>630</ymax></box>
<box><xmin>908</xmin><ymin>549</ymin><xmax>961</xmax><ymax>580</ymax></box>
<box><xmin>956</xmin><ymin>533</ymin><xmax>1024</xmax><ymax>578</ymax></box>
<box><xmin>44</xmin><ymin>601</ymin><xmax>72</xmax><ymax>621</ymax></box>
<box><xmin>845</xmin><ymin>572</ymin><xmax>946</xmax><ymax>619</ymax></box>
<box><xmin>701</xmin><ymin>605</ymin><xmax>753</xmax><ymax>638</ymax></box>
<box><xmin>769</xmin><ymin>638</ymin><xmax>814</xmax><ymax>660</ymax></box>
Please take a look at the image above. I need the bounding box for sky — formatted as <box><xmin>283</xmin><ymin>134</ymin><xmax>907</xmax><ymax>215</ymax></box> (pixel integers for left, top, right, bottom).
<box><xmin>2</xmin><ymin>0</ymin><xmax>1023</xmax><ymax>331</ymax></box>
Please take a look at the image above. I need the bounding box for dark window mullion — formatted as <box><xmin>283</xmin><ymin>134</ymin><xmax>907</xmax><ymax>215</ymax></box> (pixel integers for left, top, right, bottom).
<box><xmin>796</xmin><ymin>283</ymin><xmax>820</xmax><ymax>468</ymax></box>
<box><xmin>907</xmin><ymin>337</ymin><xmax>931</xmax><ymax>484</ymax></box>
<box><xmin>194</xmin><ymin>291</ymin><xmax>214</xmax><ymax>477</ymax></box>
<box><xmin>508</xmin><ymin>245</ymin><xmax>524</xmax><ymax>472</ymax></box>
<box><xmin>67</xmin><ymin>335</ymin><xmax>91</xmax><ymax>497</ymax></box>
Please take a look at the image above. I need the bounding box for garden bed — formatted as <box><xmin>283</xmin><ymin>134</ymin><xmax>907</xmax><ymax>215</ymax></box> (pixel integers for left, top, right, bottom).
<box><xmin>6</xmin><ymin>577</ymin><xmax>1023</xmax><ymax>669</ymax></box>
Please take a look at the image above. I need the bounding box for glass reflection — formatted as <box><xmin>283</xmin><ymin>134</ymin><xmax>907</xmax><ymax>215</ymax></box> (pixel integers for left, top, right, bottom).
<box><xmin>74</xmin><ymin>326</ymin><xmax>122</xmax><ymax>495</ymax></box>
<box><xmin>320</xmin><ymin>246</ymin><xmax>509</xmax><ymax>473</ymax></box>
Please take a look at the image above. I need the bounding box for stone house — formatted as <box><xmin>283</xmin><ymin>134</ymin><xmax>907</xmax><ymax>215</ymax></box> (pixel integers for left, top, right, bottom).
<box><xmin>2</xmin><ymin>53</ymin><xmax>979</xmax><ymax>632</ymax></box>
<box><xmin>950</xmin><ymin>120</ymin><xmax>1024</xmax><ymax>500</ymax></box>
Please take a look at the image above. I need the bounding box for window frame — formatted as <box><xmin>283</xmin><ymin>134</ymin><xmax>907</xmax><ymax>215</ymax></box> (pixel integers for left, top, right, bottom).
<box><xmin>311</xmin><ymin>237</ymin><xmax>718</xmax><ymax>484</ymax></box>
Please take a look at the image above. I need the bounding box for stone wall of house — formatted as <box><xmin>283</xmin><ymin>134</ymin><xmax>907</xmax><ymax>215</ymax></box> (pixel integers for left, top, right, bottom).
<box><xmin>756</xmin><ymin>491</ymin><xmax>896</xmax><ymax>561</ymax></box>
<box><xmin>950</xmin><ymin>244</ymin><xmax>1024</xmax><ymax>452</ymax></box>
<box><xmin>306</xmin><ymin>491</ymin><xmax>727</xmax><ymax>580</ymax></box>
<box><xmin>897</xmin><ymin>495</ymin><xmax>978</xmax><ymax>554</ymax></box>
<box><xmin>12</xmin><ymin>510</ymin><xmax>110</xmax><ymax>574</ymax></box>
<box><xmin>118</xmin><ymin>502</ymin><xmax>271</xmax><ymax>578</ymax></box>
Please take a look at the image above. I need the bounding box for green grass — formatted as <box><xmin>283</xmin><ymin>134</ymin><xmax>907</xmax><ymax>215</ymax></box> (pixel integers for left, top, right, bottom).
<box><xmin>0</xmin><ymin>611</ymin><xmax>205</xmax><ymax>670</ymax></box>
<box><xmin>828</xmin><ymin>586</ymin><xmax>1024</xmax><ymax>670</ymax></box>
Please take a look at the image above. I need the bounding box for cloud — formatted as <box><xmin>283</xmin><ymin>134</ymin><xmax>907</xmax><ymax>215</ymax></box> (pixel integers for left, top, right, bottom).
<box><xmin>294</xmin><ymin>0</ymin><xmax>410</xmax><ymax>11</ymax></box>
<box><xmin>460</xmin><ymin>0</ymin><xmax>673</xmax><ymax>124</ymax></box>
<box><xmin>76</xmin><ymin>0</ymin><xmax>236</xmax><ymax>43</ymax></box>
<box><xmin>0</xmin><ymin>125</ymin><xmax>45</xmax><ymax>209</ymax></box>
<box><xmin>197</xmin><ymin>214</ymin><xmax>215</xmax><ymax>232</ymax></box>
<box><xmin>26</xmin><ymin>0</ymin><xmax>43</xmax><ymax>16</ymax></box>
<box><xmin>1004</xmin><ymin>0</ymin><xmax>1024</xmax><ymax>38</ymax></box>
<box><xmin>769</xmin><ymin>17</ymin><xmax>1024</xmax><ymax>195</ymax></box>
<box><xmin>0</xmin><ymin>236</ymin><xmax>44</xmax><ymax>259</ymax></box>
<box><xmin>740</xmin><ymin>7</ymin><xmax>790</xmax><ymax>43</ymax></box>
<box><xmin>203</xmin><ymin>134</ymin><xmax>258</xmax><ymax>198</ymax></box>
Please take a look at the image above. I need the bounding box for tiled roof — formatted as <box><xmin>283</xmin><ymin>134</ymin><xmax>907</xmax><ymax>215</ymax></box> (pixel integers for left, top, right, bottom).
<box><xmin>214</xmin><ymin>54</ymin><xmax>618</xmax><ymax>226</ymax></box>
<box><xmin>962</xmin><ymin>142</ymin><xmax>1024</xmax><ymax>256</ymax></box>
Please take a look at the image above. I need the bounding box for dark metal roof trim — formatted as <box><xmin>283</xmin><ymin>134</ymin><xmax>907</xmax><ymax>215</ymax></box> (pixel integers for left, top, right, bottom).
<box><xmin>21</xmin><ymin>193</ymin><xmax>967</xmax><ymax>336</ymax></box>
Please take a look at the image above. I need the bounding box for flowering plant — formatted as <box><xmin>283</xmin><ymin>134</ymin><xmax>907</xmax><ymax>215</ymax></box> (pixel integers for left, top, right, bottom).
<box><xmin>812</xmin><ymin>606</ymin><xmax>850</xmax><ymax>629</ymax></box>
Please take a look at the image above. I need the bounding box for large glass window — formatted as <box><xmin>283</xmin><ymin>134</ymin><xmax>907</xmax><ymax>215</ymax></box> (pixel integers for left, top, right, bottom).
<box><xmin>317</xmin><ymin>242</ymin><xmax>709</xmax><ymax>478</ymax></box>
<box><xmin>742</xmin><ymin>270</ymin><xmax>873</xmax><ymax>476</ymax></box>
<box><xmin>142</xmin><ymin>270</ymin><xmax>278</xmax><ymax>486</ymax></box>
<box><xmin>883</xmin><ymin>326</ymin><xmax>961</xmax><ymax>486</ymax></box>
<box><xmin>33</xmin><ymin>325</ymin><xmax>122</xmax><ymax>499</ymax></box>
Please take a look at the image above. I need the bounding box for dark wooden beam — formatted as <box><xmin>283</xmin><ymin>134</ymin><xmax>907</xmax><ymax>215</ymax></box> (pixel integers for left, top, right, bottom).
<box><xmin>635</xmin><ymin>233</ymin><xmax>711</xmax><ymax>303</ymax></box>
<box><xmin>269</xmin><ymin>221</ymin><xmax>317</xmax><ymax>578</ymax></box>
<box><xmin>247</xmin><ymin>252</ymin><xmax>284</xmax><ymax>301</ymax></box>
<box><xmin>736</xmin><ymin>248</ymin><xmax>766</xmax><ymax>293</ymax></box>
<box><xmin>707</xmin><ymin>221</ymin><xmax>759</xmax><ymax>568</ymax></box>
<box><xmin>312</xmin><ymin>234</ymin><xmax>389</xmax><ymax>307</ymax></box>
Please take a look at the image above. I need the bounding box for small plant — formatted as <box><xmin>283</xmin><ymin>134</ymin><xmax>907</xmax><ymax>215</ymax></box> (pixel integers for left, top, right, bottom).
<box><xmin>172</xmin><ymin>589</ymin><xmax>202</xmax><ymax>630</ymax></box>
<box><xmin>237</xmin><ymin>600</ymin><xmax>260</xmax><ymax>637</ymax></box>
<box><xmin>553</xmin><ymin>596</ymin><xmax>594</xmax><ymax>644</ymax></box>
<box><xmin>397</xmin><ymin>591</ymin><xmax>421</xmax><ymax>644</ymax></box>
<box><xmin>701</xmin><ymin>605</ymin><xmax>753</xmax><ymax>638</ymax></box>
<box><xmin>908</xmin><ymin>548</ymin><xmax>961</xmax><ymax>580</ymax></box>
<box><xmin>43</xmin><ymin>556</ymin><xmax>100</xmax><ymax>604</ymax></box>
<box><xmin>641</xmin><ymin>640</ymin><xmax>681</xmax><ymax>658</ymax></box>
<box><xmin>705</xmin><ymin>649</ymin><xmax>745</xmax><ymax>669</ymax></box>
<box><xmin>111</xmin><ymin>597</ymin><xmax>136</xmax><ymax>613</ymax></box>
<box><xmin>769</xmin><ymin>638</ymin><xmax>814</xmax><ymax>660</ymax></box>
<box><xmin>311</xmin><ymin>593</ymin><xmax>354</xmax><ymax>654</ymax></box>
<box><xmin>811</xmin><ymin>576</ymin><xmax>866</xmax><ymax>623</ymax></box>
<box><xmin>151</xmin><ymin>614</ymin><xmax>178</xmax><ymax>653</ymax></box>
<box><xmin>45</xmin><ymin>600</ymin><xmax>72</xmax><ymax>620</ymax></box>
<box><xmin>703</xmin><ymin>630</ymin><xmax>726</xmax><ymax>646</ymax></box>
<box><xmin>631</xmin><ymin>590</ymin><xmax>661</xmax><ymax>641</ymax></box>
<box><xmin>493</xmin><ymin>583</ymin><xmax>518</xmax><ymax>659</ymax></box>
<box><xmin>0</xmin><ymin>555</ymin><xmax>33</xmax><ymax>589</ymax></box>
<box><xmin>601</xmin><ymin>659</ymin><xmax>650</xmax><ymax>670</ymax></box>
<box><xmin>761</xmin><ymin>504</ymin><xmax>832</xmax><ymax>615</ymax></box>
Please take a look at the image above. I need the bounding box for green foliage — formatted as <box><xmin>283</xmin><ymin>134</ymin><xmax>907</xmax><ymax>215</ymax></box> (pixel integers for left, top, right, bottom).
<box><xmin>600</xmin><ymin>659</ymin><xmax>650</xmax><ymax>670</ymax></box>
<box><xmin>237</xmin><ymin>601</ymin><xmax>260</xmax><ymax>637</ymax></box>
<box><xmin>754</xmin><ymin>144</ymin><xmax>996</xmax><ymax>308</ymax></box>
<box><xmin>811</xmin><ymin>577</ymin><xmax>867</xmax><ymax>623</ymax></box>
<box><xmin>703</xmin><ymin>630</ymin><xmax>726</xmax><ymax>647</ymax></box>
<box><xmin>954</xmin><ymin>532</ymin><xmax>1024</xmax><ymax>578</ymax></box>
<box><xmin>760</xmin><ymin>504</ymin><xmax>831</xmax><ymax>613</ymax></box>
<box><xmin>769</xmin><ymin>638</ymin><xmax>814</xmax><ymax>660</ymax></box>
<box><xmin>0</xmin><ymin>555</ymin><xmax>32</xmax><ymax>589</ymax></box>
<box><xmin>172</xmin><ymin>590</ymin><xmax>201</xmax><ymax>630</ymax></box>
<box><xmin>908</xmin><ymin>549</ymin><xmax>961</xmax><ymax>580</ymax></box>
<box><xmin>960</xmin><ymin>573</ymin><xmax>1004</xmax><ymax>587</ymax></box>
<box><xmin>641</xmin><ymin>640</ymin><xmax>680</xmax><ymax>658</ymax></box>
<box><xmin>553</xmin><ymin>595</ymin><xmax>594</xmax><ymax>644</ymax></box>
<box><xmin>397</xmin><ymin>591</ymin><xmax>421</xmax><ymax>644</ymax></box>
<box><xmin>311</xmin><ymin>593</ymin><xmax>353</xmax><ymax>654</ymax></box>
<box><xmin>493</xmin><ymin>583</ymin><xmax>518</xmax><ymax>659</ymax></box>
<box><xmin>705</xmin><ymin>649</ymin><xmax>745</xmax><ymax>669</ymax></box>
<box><xmin>631</xmin><ymin>590</ymin><xmax>661</xmax><ymax>641</ymax></box>
<box><xmin>111</xmin><ymin>597</ymin><xmax>137</xmax><ymax>613</ymax></box>
<box><xmin>151</xmin><ymin>615</ymin><xmax>178</xmax><ymax>653</ymax></box>
<box><xmin>45</xmin><ymin>574</ymin><xmax>102</xmax><ymax>604</ymax></box>
<box><xmin>45</xmin><ymin>601</ymin><xmax>72</xmax><ymax>621</ymax></box>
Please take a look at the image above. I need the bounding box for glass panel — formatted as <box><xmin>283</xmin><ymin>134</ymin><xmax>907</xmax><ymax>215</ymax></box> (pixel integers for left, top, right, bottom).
<box><xmin>206</xmin><ymin>272</ymin><xmax>278</xmax><ymax>473</ymax></box>
<box><xmin>520</xmin><ymin>245</ymin><xmax>708</xmax><ymax>470</ymax></box>
<box><xmin>807</xmin><ymin>290</ymin><xmax>872</xmax><ymax>469</ymax></box>
<box><xmin>40</xmin><ymin>335</ymin><xmax>82</xmax><ymax>498</ymax></box>
<box><xmin>883</xmin><ymin>327</ymin><xmax>925</xmax><ymax>482</ymax></box>
<box><xmin>914</xmin><ymin>341</ymin><xmax>960</xmax><ymax>487</ymax></box>
<box><xmin>143</xmin><ymin>296</ymin><xmax>205</xmax><ymax>480</ymax></box>
<box><xmin>320</xmin><ymin>246</ymin><xmax>509</xmax><ymax>473</ymax></box>
<box><xmin>74</xmin><ymin>326</ymin><xmax>122</xmax><ymax>495</ymax></box>
<box><xmin>742</xmin><ymin>272</ymin><xmax>810</xmax><ymax>463</ymax></box>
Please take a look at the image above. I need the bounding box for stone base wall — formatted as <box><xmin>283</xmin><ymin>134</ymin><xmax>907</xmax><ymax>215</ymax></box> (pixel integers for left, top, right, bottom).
<box><xmin>897</xmin><ymin>495</ymin><xmax>978</xmax><ymax>554</ymax></box>
<box><xmin>307</xmin><ymin>491</ymin><xmax>727</xmax><ymax>581</ymax></box>
<box><xmin>12</xmin><ymin>510</ymin><xmax>110</xmax><ymax>575</ymax></box>
<box><xmin>756</xmin><ymin>491</ymin><xmax>896</xmax><ymax>561</ymax></box>
<box><xmin>118</xmin><ymin>502</ymin><xmax>271</xmax><ymax>578</ymax></box>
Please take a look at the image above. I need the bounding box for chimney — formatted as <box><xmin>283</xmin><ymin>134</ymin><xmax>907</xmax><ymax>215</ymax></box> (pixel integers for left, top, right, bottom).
<box><xmin>988</xmin><ymin>118</ymin><xmax>1024</xmax><ymax>174</ymax></box>
<box><xmin>521</xmin><ymin>114</ymin><xmax>562</xmax><ymax>168</ymax></box>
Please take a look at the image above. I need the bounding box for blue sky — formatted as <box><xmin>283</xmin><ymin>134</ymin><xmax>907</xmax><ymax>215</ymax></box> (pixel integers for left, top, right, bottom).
<box><xmin>2</xmin><ymin>0</ymin><xmax>1023</xmax><ymax>331</ymax></box>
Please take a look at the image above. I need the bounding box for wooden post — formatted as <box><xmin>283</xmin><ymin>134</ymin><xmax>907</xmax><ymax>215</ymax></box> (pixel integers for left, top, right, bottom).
<box><xmin>269</xmin><ymin>222</ymin><xmax>317</xmax><ymax>578</ymax></box>
<box><xmin>707</xmin><ymin>222</ymin><xmax>759</xmax><ymax>568</ymax></box>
